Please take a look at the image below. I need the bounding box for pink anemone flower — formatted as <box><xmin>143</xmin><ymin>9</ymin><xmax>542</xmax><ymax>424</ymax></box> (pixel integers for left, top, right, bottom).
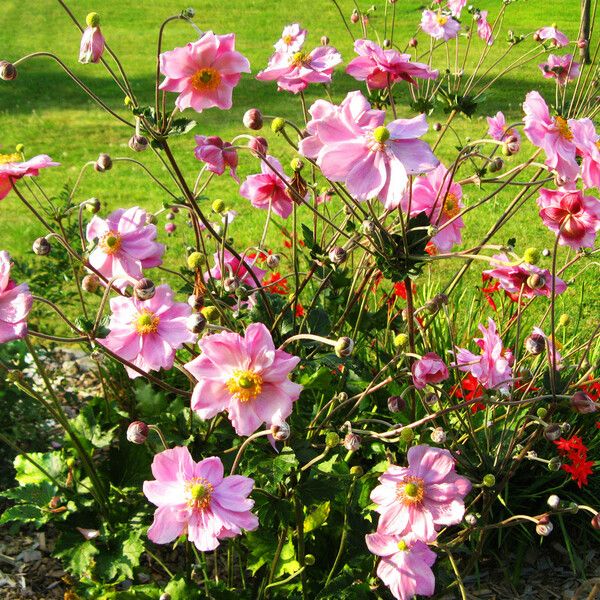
<box><xmin>404</xmin><ymin>163</ymin><xmax>464</xmax><ymax>252</ymax></box>
<box><xmin>239</xmin><ymin>155</ymin><xmax>295</xmax><ymax>218</ymax></box>
<box><xmin>0</xmin><ymin>251</ymin><xmax>33</xmax><ymax>343</ymax></box>
<box><xmin>86</xmin><ymin>207</ymin><xmax>165</xmax><ymax>290</ymax></box>
<box><xmin>486</xmin><ymin>111</ymin><xmax>521</xmax><ymax>150</ymax></box>
<box><xmin>256</xmin><ymin>45</ymin><xmax>342</xmax><ymax>93</ymax></box>
<box><xmin>300</xmin><ymin>90</ymin><xmax>438</xmax><ymax>209</ymax></box>
<box><xmin>100</xmin><ymin>284</ymin><xmax>195</xmax><ymax>378</ymax></box>
<box><xmin>194</xmin><ymin>135</ymin><xmax>239</xmax><ymax>182</ymax></box>
<box><xmin>0</xmin><ymin>153</ymin><xmax>59</xmax><ymax>201</ymax></box>
<box><xmin>421</xmin><ymin>10</ymin><xmax>461</xmax><ymax>41</ymax></box>
<box><xmin>411</xmin><ymin>353</ymin><xmax>449</xmax><ymax>389</ymax></box>
<box><xmin>447</xmin><ymin>0</ymin><xmax>467</xmax><ymax>17</ymax></box>
<box><xmin>455</xmin><ymin>318</ymin><xmax>514</xmax><ymax>393</ymax></box>
<box><xmin>571</xmin><ymin>118</ymin><xmax>600</xmax><ymax>190</ymax></box>
<box><xmin>205</xmin><ymin>249</ymin><xmax>266</xmax><ymax>287</ymax></box>
<box><xmin>476</xmin><ymin>11</ymin><xmax>494</xmax><ymax>45</ymax></box>
<box><xmin>536</xmin><ymin>188</ymin><xmax>600</xmax><ymax>250</ymax></box>
<box><xmin>523</xmin><ymin>91</ymin><xmax>579</xmax><ymax>181</ymax></box>
<box><xmin>274</xmin><ymin>23</ymin><xmax>307</xmax><ymax>54</ymax></box>
<box><xmin>159</xmin><ymin>32</ymin><xmax>250</xmax><ymax>113</ymax></box>
<box><xmin>483</xmin><ymin>253</ymin><xmax>567</xmax><ymax>298</ymax></box>
<box><xmin>184</xmin><ymin>323</ymin><xmax>303</xmax><ymax>436</ymax></box>
<box><xmin>346</xmin><ymin>39</ymin><xmax>438</xmax><ymax>89</ymax></box>
<box><xmin>370</xmin><ymin>445</ymin><xmax>472</xmax><ymax>541</ymax></box>
<box><xmin>539</xmin><ymin>54</ymin><xmax>580</xmax><ymax>86</ymax></box>
<box><xmin>535</xmin><ymin>26</ymin><xmax>569</xmax><ymax>47</ymax></box>
<box><xmin>79</xmin><ymin>25</ymin><xmax>105</xmax><ymax>64</ymax></box>
<box><xmin>366</xmin><ymin>531</ymin><xmax>437</xmax><ymax>600</ymax></box>
<box><xmin>143</xmin><ymin>447</ymin><xmax>258</xmax><ymax>551</ymax></box>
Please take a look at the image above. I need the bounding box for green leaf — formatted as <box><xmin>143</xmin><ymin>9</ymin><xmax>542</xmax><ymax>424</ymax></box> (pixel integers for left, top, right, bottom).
<box><xmin>271</xmin><ymin>447</ymin><xmax>299</xmax><ymax>484</ymax></box>
<box><xmin>1</xmin><ymin>481</ymin><xmax>56</xmax><ymax>506</ymax></box>
<box><xmin>304</xmin><ymin>501</ymin><xmax>330</xmax><ymax>533</ymax></box>
<box><xmin>246</xmin><ymin>530</ymin><xmax>299</xmax><ymax>579</ymax></box>
<box><xmin>167</xmin><ymin>118</ymin><xmax>197</xmax><ymax>137</ymax></box>
<box><xmin>0</xmin><ymin>504</ymin><xmax>43</xmax><ymax>525</ymax></box>
<box><xmin>135</xmin><ymin>382</ymin><xmax>167</xmax><ymax>418</ymax></box>
<box><xmin>14</xmin><ymin>452</ymin><xmax>63</xmax><ymax>485</ymax></box>
<box><xmin>71</xmin><ymin>405</ymin><xmax>117</xmax><ymax>449</ymax></box>
<box><xmin>54</xmin><ymin>534</ymin><xmax>99</xmax><ymax>578</ymax></box>
<box><xmin>164</xmin><ymin>576</ymin><xmax>202</xmax><ymax>599</ymax></box>
<box><xmin>307</xmin><ymin>308</ymin><xmax>331</xmax><ymax>337</ymax></box>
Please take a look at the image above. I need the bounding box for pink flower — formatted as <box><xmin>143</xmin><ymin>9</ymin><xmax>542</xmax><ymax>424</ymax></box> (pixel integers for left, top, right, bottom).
<box><xmin>366</xmin><ymin>531</ymin><xmax>436</xmax><ymax>600</ymax></box>
<box><xmin>86</xmin><ymin>207</ymin><xmax>165</xmax><ymax>290</ymax></box>
<box><xmin>194</xmin><ymin>135</ymin><xmax>239</xmax><ymax>182</ymax></box>
<box><xmin>370</xmin><ymin>445</ymin><xmax>472</xmax><ymax>540</ymax></box>
<box><xmin>256</xmin><ymin>45</ymin><xmax>342</xmax><ymax>93</ymax></box>
<box><xmin>421</xmin><ymin>10</ymin><xmax>461</xmax><ymax>41</ymax></box>
<box><xmin>536</xmin><ymin>188</ymin><xmax>600</xmax><ymax>250</ymax></box>
<box><xmin>404</xmin><ymin>163</ymin><xmax>464</xmax><ymax>251</ymax></box>
<box><xmin>539</xmin><ymin>54</ymin><xmax>580</xmax><ymax>86</ymax></box>
<box><xmin>447</xmin><ymin>0</ymin><xmax>467</xmax><ymax>17</ymax></box>
<box><xmin>0</xmin><ymin>153</ymin><xmax>59</xmax><ymax>201</ymax></box>
<box><xmin>143</xmin><ymin>447</ymin><xmax>258</xmax><ymax>551</ymax></box>
<box><xmin>0</xmin><ymin>251</ymin><xmax>33</xmax><ymax>343</ymax></box>
<box><xmin>571</xmin><ymin>118</ymin><xmax>600</xmax><ymax>189</ymax></box>
<box><xmin>483</xmin><ymin>253</ymin><xmax>567</xmax><ymax>298</ymax></box>
<box><xmin>523</xmin><ymin>91</ymin><xmax>578</xmax><ymax>181</ymax></box>
<box><xmin>100</xmin><ymin>284</ymin><xmax>195</xmax><ymax>378</ymax></box>
<box><xmin>411</xmin><ymin>353</ymin><xmax>449</xmax><ymax>389</ymax></box>
<box><xmin>486</xmin><ymin>111</ymin><xmax>521</xmax><ymax>150</ymax></box>
<box><xmin>239</xmin><ymin>155</ymin><xmax>294</xmax><ymax>218</ymax></box>
<box><xmin>184</xmin><ymin>323</ymin><xmax>303</xmax><ymax>436</ymax></box>
<box><xmin>476</xmin><ymin>11</ymin><xmax>493</xmax><ymax>45</ymax></box>
<box><xmin>79</xmin><ymin>26</ymin><xmax>105</xmax><ymax>64</ymax></box>
<box><xmin>206</xmin><ymin>249</ymin><xmax>266</xmax><ymax>286</ymax></box>
<box><xmin>346</xmin><ymin>39</ymin><xmax>438</xmax><ymax>89</ymax></box>
<box><xmin>300</xmin><ymin>90</ymin><xmax>439</xmax><ymax>209</ymax></box>
<box><xmin>274</xmin><ymin>23</ymin><xmax>307</xmax><ymax>53</ymax></box>
<box><xmin>535</xmin><ymin>26</ymin><xmax>569</xmax><ymax>47</ymax></box>
<box><xmin>159</xmin><ymin>32</ymin><xmax>250</xmax><ymax>113</ymax></box>
<box><xmin>455</xmin><ymin>318</ymin><xmax>514</xmax><ymax>392</ymax></box>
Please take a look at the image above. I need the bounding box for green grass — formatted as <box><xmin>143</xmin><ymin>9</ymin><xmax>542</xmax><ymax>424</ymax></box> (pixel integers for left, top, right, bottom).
<box><xmin>0</xmin><ymin>0</ymin><xmax>596</xmax><ymax>326</ymax></box>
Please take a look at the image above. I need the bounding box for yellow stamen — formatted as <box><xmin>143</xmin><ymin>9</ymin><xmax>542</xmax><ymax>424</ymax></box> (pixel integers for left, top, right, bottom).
<box><xmin>397</xmin><ymin>539</ymin><xmax>409</xmax><ymax>552</ymax></box>
<box><xmin>186</xmin><ymin>477</ymin><xmax>214</xmax><ymax>511</ymax></box>
<box><xmin>290</xmin><ymin>51</ymin><xmax>309</xmax><ymax>67</ymax></box>
<box><xmin>226</xmin><ymin>369</ymin><xmax>263</xmax><ymax>402</ymax></box>
<box><xmin>0</xmin><ymin>152</ymin><xmax>21</xmax><ymax>165</ymax></box>
<box><xmin>442</xmin><ymin>193</ymin><xmax>461</xmax><ymax>219</ymax></box>
<box><xmin>396</xmin><ymin>476</ymin><xmax>425</xmax><ymax>505</ymax></box>
<box><xmin>99</xmin><ymin>231</ymin><xmax>122</xmax><ymax>255</ymax></box>
<box><xmin>190</xmin><ymin>67</ymin><xmax>221</xmax><ymax>92</ymax></box>
<box><xmin>436</xmin><ymin>14</ymin><xmax>449</xmax><ymax>25</ymax></box>
<box><xmin>135</xmin><ymin>310</ymin><xmax>160</xmax><ymax>335</ymax></box>
<box><xmin>554</xmin><ymin>116</ymin><xmax>573</xmax><ymax>140</ymax></box>
<box><xmin>283</xmin><ymin>34</ymin><xmax>293</xmax><ymax>45</ymax></box>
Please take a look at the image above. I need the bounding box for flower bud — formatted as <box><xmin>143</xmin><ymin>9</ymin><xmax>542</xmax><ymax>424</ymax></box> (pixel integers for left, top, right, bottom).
<box><xmin>361</xmin><ymin>219</ymin><xmax>375</xmax><ymax>235</ymax></box>
<box><xmin>343</xmin><ymin>432</ymin><xmax>361</xmax><ymax>452</ymax></box>
<box><xmin>186</xmin><ymin>313</ymin><xmax>206</xmax><ymax>334</ymax></box>
<box><xmin>328</xmin><ymin>246</ymin><xmax>347</xmax><ymax>265</ymax></box>
<box><xmin>430</xmin><ymin>427</ymin><xmax>447</xmax><ymax>444</ymax></box>
<box><xmin>482</xmin><ymin>474</ymin><xmax>496</xmax><ymax>488</ymax></box>
<box><xmin>305</xmin><ymin>554</ymin><xmax>316</xmax><ymax>566</ymax></box>
<box><xmin>187</xmin><ymin>294</ymin><xmax>203</xmax><ymax>311</ymax></box>
<box><xmin>387</xmin><ymin>395</ymin><xmax>404</xmax><ymax>413</ymax></box>
<box><xmin>95</xmin><ymin>153</ymin><xmax>112</xmax><ymax>172</ymax></box>
<box><xmin>400</xmin><ymin>428</ymin><xmax>414</xmax><ymax>443</ymax></box>
<box><xmin>0</xmin><ymin>61</ymin><xmax>17</xmax><ymax>81</ymax></box>
<box><xmin>433</xmin><ymin>122</ymin><xmax>442</xmax><ymax>132</ymax></box>
<box><xmin>134</xmin><ymin>278</ymin><xmax>156</xmax><ymax>301</ymax></box>
<box><xmin>211</xmin><ymin>199</ymin><xmax>226</xmax><ymax>213</ymax></box>
<box><xmin>33</xmin><ymin>236</ymin><xmax>51</xmax><ymax>256</ymax></box>
<box><xmin>335</xmin><ymin>336</ymin><xmax>354</xmax><ymax>358</ymax></box>
<box><xmin>591</xmin><ymin>514</ymin><xmax>600</xmax><ymax>530</ymax></box>
<box><xmin>127</xmin><ymin>421</ymin><xmax>149</xmax><ymax>444</ymax></box>
<box><xmin>350</xmin><ymin>465</ymin><xmax>364</xmax><ymax>478</ymax></box>
<box><xmin>165</xmin><ymin>212</ymin><xmax>175</xmax><ymax>221</ymax></box>
<box><xmin>223</xmin><ymin>277</ymin><xmax>239</xmax><ymax>293</ymax></box>
<box><xmin>544</xmin><ymin>423</ymin><xmax>562</xmax><ymax>441</ymax></box>
<box><xmin>536</xmin><ymin>407</ymin><xmax>548</xmax><ymax>419</ymax></box>
<box><xmin>146</xmin><ymin>213</ymin><xmax>158</xmax><ymax>225</ymax></box>
<box><xmin>547</xmin><ymin>494</ymin><xmax>560</xmax><ymax>510</ymax></box>
<box><xmin>165</xmin><ymin>222</ymin><xmax>176</xmax><ymax>234</ymax></box>
<box><xmin>248</xmin><ymin>136</ymin><xmax>268</xmax><ymax>156</ymax></box>
<box><xmin>187</xmin><ymin>251</ymin><xmax>204</xmax><ymax>270</ymax></box>
<box><xmin>82</xmin><ymin>274</ymin><xmax>100</xmax><ymax>293</ymax></box>
<box><xmin>350</xmin><ymin>10</ymin><xmax>359</xmax><ymax>23</ymax></box>
<box><xmin>290</xmin><ymin>157</ymin><xmax>304</xmax><ymax>172</ymax></box>
<box><xmin>393</xmin><ymin>333</ymin><xmax>409</xmax><ymax>349</ymax></box>
<box><xmin>547</xmin><ymin>457</ymin><xmax>561</xmax><ymax>471</ymax></box>
<box><xmin>201</xmin><ymin>306</ymin><xmax>219</xmax><ymax>322</ymax></box>
<box><xmin>128</xmin><ymin>134</ymin><xmax>149</xmax><ymax>152</ymax></box>
<box><xmin>325</xmin><ymin>432</ymin><xmax>340</xmax><ymax>448</ymax></box>
<box><xmin>266</xmin><ymin>254</ymin><xmax>280</xmax><ymax>269</ymax></box>
<box><xmin>85</xmin><ymin>197</ymin><xmax>101</xmax><ymax>213</ymax></box>
<box><xmin>503</xmin><ymin>135</ymin><xmax>520</xmax><ymax>156</ymax></box>
<box><xmin>570</xmin><ymin>391</ymin><xmax>596</xmax><ymax>414</ymax></box>
<box><xmin>465</xmin><ymin>513</ymin><xmax>478</xmax><ymax>526</ymax></box>
<box><xmin>424</xmin><ymin>393</ymin><xmax>438</xmax><ymax>406</ymax></box>
<box><xmin>526</xmin><ymin>273</ymin><xmax>545</xmax><ymax>290</ymax></box>
<box><xmin>271</xmin><ymin>117</ymin><xmax>286</xmax><ymax>133</ymax></box>
<box><xmin>271</xmin><ymin>421</ymin><xmax>290</xmax><ymax>441</ymax></box>
<box><xmin>525</xmin><ymin>332</ymin><xmax>545</xmax><ymax>355</ymax></box>
<box><xmin>489</xmin><ymin>157</ymin><xmax>504</xmax><ymax>172</ymax></box>
<box><xmin>408</xmin><ymin>37</ymin><xmax>418</xmax><ymax>47</ymax></box>
<box><xmin>320</xmin><ymin>35</ymin><xmax>330</xmax><ymax>46</ymax></box>
<box><xmin>536</xmin><ymin>521</ymin><xmax>553</xmax><ymax>536</ymax></box>
<box><xmin>523</xmin><ymin>247</ymin><xmax>539</xmax><ymax>265</ymax></box>
<box><xmin>243</xmin><ymin>108</ymin><xmax>263</xmax><ymax>130</ymax></box>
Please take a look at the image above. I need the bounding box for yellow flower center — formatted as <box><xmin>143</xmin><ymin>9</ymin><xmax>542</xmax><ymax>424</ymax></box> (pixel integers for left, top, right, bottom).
<box><xmin>396</xmin><ymin>476</ymin><xmax>425</xmax><ymax>505</ymax></box>
<box><xmin>99</xmin><ymin>231</ymin><xmax>122</xmax><ymax>255</ymax></box>
<box><xmin>186</xmin><ymin>477</ymin><xmax>214</xmax><ymax>511</ymax></box>
<box><xmin>595</xmin><ymin>140</ymin><xmax>600</xmax><ymax>151</ymax></box>
<box><xmin>226</xmin><ymin>369</ymin><xmax>263</xmax><ymax>402</ymax></box>
<box><xmin>190</xmin><ymin>67</ymin><xmax>221</xmax><ymax>92</ymax></box>
<box><xmin>290</xmin><ymin>51</ymin><xmax>310</xmax><ymax>67</ymax></box>
<box><xmin>397</xmin><ymin>539</ymin><xmax>409</xmax><ymax>552</ymax></box>
<box><xmin>135</xmin><ymin>310</ymin><xmax>160</xmax><ymax>335</ymax></box>
<box><xmin>283</xmin><ymin>34</ymin><xmax>293</xmax><ymax>45</ymax></box>
<box><xmin>436</xmin><ymin>14</ymin><xmax>449</xmax><ymax>25</ymax></box>
<box><xmin>442</xmin><ymin>193</ymin><xmax>461</xmax><ymax>219</ymax></box>
<box><xmin>0</xmin><ymin>152</ymin><xmax>21</xmax><ymax>165</ymax></box>
<box><xmin>554</xmin><ymin>116</ymin><xmax>573</xmax><ymax>140</ymax></box>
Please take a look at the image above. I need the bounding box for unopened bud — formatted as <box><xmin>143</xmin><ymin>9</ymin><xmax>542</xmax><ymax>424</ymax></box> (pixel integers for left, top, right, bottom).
<box><xmin>320</xmin><ymin>35</ymin><xmax>330</xmax><ymax>46</ymax></box>
<box><xmin>129</xmin><ymin>134</ymin><xmax>149</xmax><ymax>152</ymax></box>
<box><xmin>350</xmin><ymin>465</ymin><xmax>364</xmax><ymax>478</ymax></box>
<box><xmin>482</xmin><ymin>474</ymin><xmax>496</xmax><ymax>488</ymax></box>
<box><xmin>335</xmin><ymin>336</ymin><xmax>354</xmax><ymax>358</ymax></box>
<box><xmin>243</xmin><ymin>109</ymin><xmax>263</xmax><ymax>130</ymax></box>
<box><xmin>430</xmin><ymin>427</ymin><xmax>446</xmax><ymax>444</ymax></box>
<box><xmin>329</xmin><ymin>246</ymin><xmax>347</xmax><ymax>265</ymax></box>
<box><xmin>223</xmin><ymin>277</ymin><xmax>239</xmax><ymax>293</ymax></box>
<box><xmin>465</xmin><ymin>513</ymin><xmax>478</xmax><ymax>526</ymax></box>
<box><xmin>408</xmin><ymin>37</ymin><xmax>418</xmax><ymax>47</ymax></box>
<box><xmin>489</xmin><ymin>157</ymin><xmax>504</xmax><ymax>172</ymax></box>
<box><xmin>95</xmin><ymin>153</ymin><xmax>112</xmax><ymax>172</ymax></box>
<box><xmin>558</xmin><ymin>313</ymin><xmax>570</xmax><ymax>327</ymax></box>
<box><xmin>187</xmin><ymin>294</ymin><xmax>203</xmax><ymax>311</ymax></box>
<box><xmin>387</xmin><ymin>395</ymin><xmax>404</xmax><ymax>413</ymax></box>
<box><xmin>127</xmin><ymin>421</ymin><xmax>149</xmax><ymax>444</ymax></box>
<box><xmin>134</xmin><ymin>278</ymin><xmax>156</xmax><ymax>301</ymax></box>
<box><xmin>86</xmin><ymin>197</ymin><xmax>101</xmax><ymax>213</ymax></box>
<box><xmin>33</xmin><ymin>237</ymin><xmax>51</xmax><ymax>256</ymax></box>
<box><xmin>591</xmin><ymin>514</ymin><xmax>600</xmax><ymax>530</ymax></box>
<box><xmin>82</xmin><ymin>274</ymin><xmax>100</xmax><ymax>293</ymax></box>
<box><xmin>325</xmin><ymin>432</ymin><xmax>340</xmax><ymax>448</ymax></box>
<box><xmin>165</xmin><ymin>211</ymin><xmax>175</xmax><ymax>221</ymax></box>
<box><xmin>343</xmin><ymin>432</ymin><xmax>361</xmax><ymax>452</ymax></box>
<box><xmin>200</xmin><ymin>306</ymin><xmax>219</xmax><ymax>322</ymax></box>
<box><xmin>570</xmin><ymin>391</ymin><xmax>596</xmax><ymax>414</ymax></box>
<box><xmin>0</xmin><ymin>61</ymin><xmax>17</xmax><ymax>81</ymax></box>
<box><xmin>290</xmin><ymin>157</ymin><xmax>304</xmax><ymax>172</ymax></box>
<box><xmin>383</xmin><ymin>39</ymin><xmax>391</xmax><ymax>48</ymax></box>
<box><xmin>186</xmin><ymin>313</ymin><xmax>206</xmax><ymax>334</ymax></box>
<box><xmin>400</xmin><ymin>428</ymin><xmax>414</xmax><ymax>443</ymax></box>
<box><xmin>536</xmin><ymin>521</ymin><xmax>553</xmax><ymax>536</ymax></box>
<box><xmin>547</xmin><ymin>494</ymin><xmax>560</xmax><ymax>510</ymax></box>
<box><xmin>271</xmin><ymin>117</ymin><xmax>286</xmax><ymax>133</ymax></box>
<box><xmin>248</xmin><ymin>136</ymin><xmax>268</xmax><ymax>156</ymax></box>
<box><xmin>350</xmin><ymin>10</ymin><xmax>359</xmax><ymax>23</ymax></box>
<box><xmin>433</xmin><ymin>122</ymin><xmax>442</xmax><ymax>132</ymax></box>
<box><xmin>503</xmin><ymin>135</ymin><xmax>520</xmax><ymax>155</ymax></box>
<box><xmin>526</xmin><ymin>273</ymin><xmax>545</xmax><ymax>290</ymax></box>
<box><xmin>544</xmin><ymin>423</ymin><xmax>562</xmax><ymax>441</ymax></box>
<box><xmin>577</xmin><ymin>39</ymin><xmax>588</xmax><ymax>49</ymax></box>
<box><xmin>271</xmin><ymin>421</ymin><xmax>291</xmax><ymax>441</ymax></box>
<box><xmin>146</xmin><ymin>213</ymin><xmax>158</xmax><ymax>225</ymax></box>
<box><xmin>266</xmin><ymin>254</ymin><xmax>280</xmax><ymax>269</ymax></box>
<box><xmin>525</xmin><ymin>333</ymin><xmax>545</xmax><ymax>355</ymax></box>
<box><xmin>547</xmin><ymin>457</ymin><xmax>562</xmax><ymax>471</ymax></box>
<box><xmin>187</xmin><ymin>251</ymin><xmax>204</xmax><ymax>270</ymax></box>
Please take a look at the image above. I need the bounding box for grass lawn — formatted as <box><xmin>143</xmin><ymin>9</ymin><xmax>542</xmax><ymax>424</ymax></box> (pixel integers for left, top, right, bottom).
<box><xmin>0</xmin><ymin>0</ymin><xmax>596</xmax><ymax>328</ymax></box>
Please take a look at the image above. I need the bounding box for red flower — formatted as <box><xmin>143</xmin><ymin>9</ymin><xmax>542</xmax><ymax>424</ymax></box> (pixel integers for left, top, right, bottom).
<box><xmin>247</xmin><ymin>249</ymin><xmax>272</xmax><ymax>263</ymax></box>
<box><xmin>554</xmin><ymin>435</ymin><xmax>594</xmax><ymax>488</ymax></box>
<box><xmin>581</xmin><ymin>376</ymin><xmax>600</xmax><ymax>402</ymax></box>
<box><xmin>425</xmin><ymin>241</ymin><xmax>438</xmax><ymax>256</ymax></box>
<box><xmin>393</xmin><ymin>280</ymin><xmax>417</xmax><ymax>300</ymax></box>
<box><xmin>263</xmin><ymin>272</ymin><xmax>288</xmax><ymax>295</ymax></box>
<box><xmin>295</xmin><ymin>302</ymin><xmax>305</xmax><ymax>317</ymax></box>
<box><xmin>452</xmin><ymin>373</ymin><xmax>486</xmax><ymax>413</ymax></box>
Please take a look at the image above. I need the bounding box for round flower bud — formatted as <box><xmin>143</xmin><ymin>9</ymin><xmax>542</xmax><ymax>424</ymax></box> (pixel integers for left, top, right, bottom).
<box><xmin>212</xmin><ymin>199</ymin><xmax>226</xmax><ymax>213</ymax></box>
<box><xmin>343</xmin><ymin>432</ymin><xmax>361</xmax><ymax>452</ymax></box>
<box><xmin>159</xmin><ymin>593</ymin><xmax>172</xmax><ymax>600</ymax></box>
<box><xmin>86</xmin><ymin>12</ymin><xmax>101</xmax><ymax>27</ymax></box>
<box><xmin>400</xmin><ymin>428</ymin><xmax>414</xmax><ymax>443</ymax></box>
<box><xmin>547</xmin><ymin>495</ymin><xmax>560</xmax><ymax>510</ymax></box>
<box><xmin>430</xmin><ymin>427</ymin><xmax>447</xmax><ymax>444</ymax></box>
<box><xmin>82</xmin><ymin>274</ymin><xmax>100</xmax><ymax>293</ymax></box>
<box><xmin>523</xmin><ymin>247</ymin><xmax>540</xmax><ymax>265</ymax></box>
<box><xmin>570</xmin><ymin>391</ymin><xmax>596</xmax><ymax>414</ymax></box>
<box><xmin>223</xmin><ymin>277</ymin><xmax>239</xmax><ymax>293</ymax></box>
<box><xmin>318</xmin><ymin>33</ymin><xmax>330</xmax><ymax>45</ymax></box>
<box><xmin>166</xmin><ymin>212</ymin><xmax>176</xmax><ymax>221</ymax></box>
<box><xmin>547</xmin><ymin>457</ymin><xmax>562</xmax><ymax>472</ymax></box>
<box><xmin>526</xmin><ymin>273</ymin><xmax>545</xmax><ymax>290</ymax></box>
<box><xmin>329</xmin><ymin>246</ymin><xmax>347</xmax><ymax>265</ymax></box>
<box><xmin>266</xmin><ymin>254</ymin><xmax>280</xmax><ymax>269</ymax></box>
<box><xmin>126</xmin><ymin>421</ymin><xmax>149</xmax><ymax>444</ymax></box>
<box><xmin>0</xmin><ymin>60</ymin><xmax>18</xmax><ymax>82</ymax></box>
<box><xmin>243</xmin><ymin>109</ymin><xmax>263</xmax><ymax>131</ymax></box>
<box><xmin>271</xmin><ymin>421</ymin><xmax>291</xmax><ymax>441</ymax></box>
<box><xmin>536</xmin><ymin>407</ymin><xmax>548</xmax><ymax>419</ymax></box>
<box><xmin>424</xmin><ymin>393</ymin><xmax>438</xmax><ymax>406</ymax></box>
<box><xmin>525</xmin><ymin>333</ymin><xmax>545</xmax><ymax>355</ymax></box>
<box><xmin>560</xmin><ymin>422</ymin><xmax>571</xmax><ymax>434</ymax></box>
<box><xmin>503</xmin><ymin>135</ymin><xmax>520</xmax><ymax>156</ymax></box>
<box><xmin>482</xmin><ymin>474</ymin><xmax>496</xmax><ymax>488</ymax></box>
<box><xmin>271</xmin><ymin>117</ymin><xmax>286</xmax><ymax>133</ymax></box>
<box><xmin>465</xmin><ymin>513</ymin><xmax>478</xmax><ymax>526</ymax></box>
<box><xmin>489</xmin><ymin>157</ymin><xmax>504</xmax><ymax>172</ymax></box>
<box><xmin>544</xmin><ymin>423</ymin><xmax>562</xmax><ymax>441</ymax></box>
<box><xmin>95</xmin><ymin>153</ymin><xmax>112</xmax><ymax>172</ymax></box>
<box><xmin>325</xmin><ymin>432</ymin><xmax>340</xmax><ymax>448</ymax></box>
<box><xmin>187</xmin><ymin>294</ymin><xmax>203</xmax><ymax>311</ymax></box>
<box><xmin>536</xmin><ymin>521</ymin><xmax>553</xmax><ymax>536</ymax></box>
<box><xmin>134</xmin><ymin>278</ymin><xmax>156</xmax><ymax>301</ymax></box>
<box><xmin>393</xmin><ymin>333</ymin><xmax>409</xmax><ymax>349</ymax></box>
<box><xmin>200</xmin><ymin>306</ymin><xmax>219</xmax><ymax>322</ymax></box>
<box><xmin>591</xmin><ymin>514</ymin><xmax>600</xmax><ymax>530</ymax></box>
<box><xmin>372</xmin><ymin>126</ymin><xmax>390</xmax><ymax>144</ymax></box>
<box><xmin>350</xmin><ymin>465</ymin><xmax>364</xmax><ymax>478</ymax></box>
<box><xmin>186</xmin><ymin>313</ymin><xmax>206</xmax><ymax>334</ymax></box>
<box><xmin>408</xmin><ymin>37</ymin><xmax>418</xmax><ymax>47</ymax></box>
<box><xmin>290</xmin><ymin>157</ymin><xmax>304</xmax><ymax>172</ymax></box>
<box><xmin>558</xmin><ymin>313</ymin><xmax>570</xmax><ymax>327</ymax></box>
<box><xmin>85</xmin><ymin>197</ymin><xmax>101</xmax><ymax>213</ymax></box>
<box><xmin>387</xmin><ymin>395</ymin><xmax>404</xmax><ymax>413</ymax></box>
<box><xmin>128</xmin><ymin>134</ymin><xmax>149</xmax><ymax>152</ymax></box>
<box><xmin>146</xmin><ymin>213</ymin><xmax>158</xmax><ymax>225</ymax></box>
<box><xmin>305</xmin><ymin>554</ymin><xmax>316</xmax><ymax>566</ymax></box>
<box><xmin>433</xmin><ymin>122</ymin><xmax>442</xmax><ymax>132</ymax></box>
<box><xmin>165</xmin><ymin>222</ymin><xmax>176</xmax><ymax>234</ymax></box>
<box><xmin>248</xmin><ymin>136</ymin><xmax>268</xmax><ymax>156</ymax></box>
<box><xmin>361</xmin><ymin>219</ymin><xmax>375</xmax><ymax>235</ymax></box>
<box><xmin>187</xmin><ymin>251</ymin><xmax>204</xmax><ymax>270</ymax></box>
<box><xmin>334</xmin><ymin>336</ymin><xmax>354</xmax><ymax>358</ymax></box>
<box><xmin>33</xmin><ymin>236</ymin><xmax>51</xmax><ymax>256</ymax></box>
